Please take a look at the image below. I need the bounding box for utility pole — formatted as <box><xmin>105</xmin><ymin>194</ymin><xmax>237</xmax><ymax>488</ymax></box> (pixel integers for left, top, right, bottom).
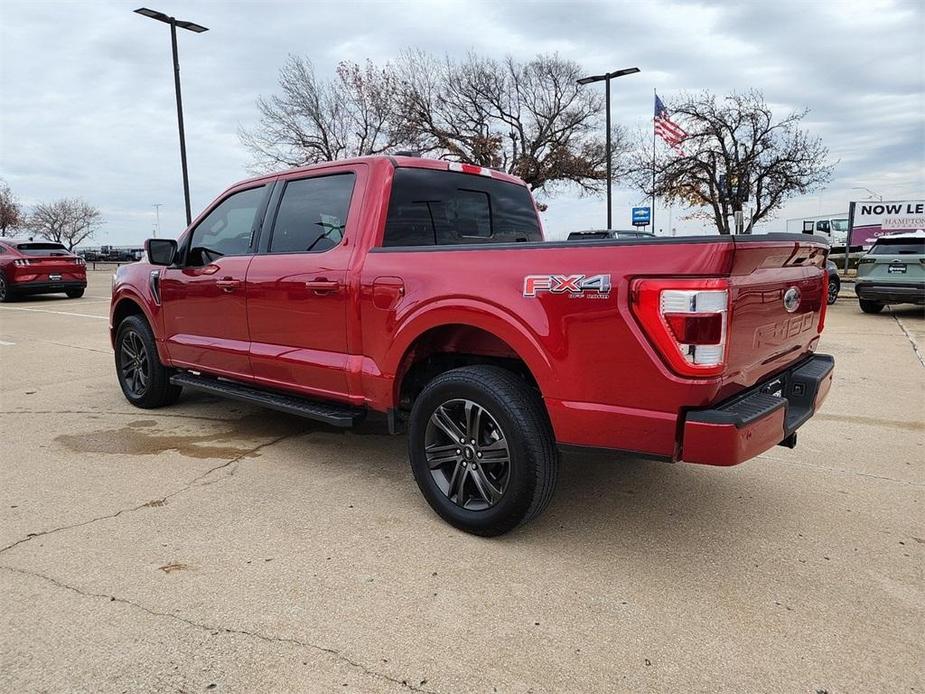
<box><xmin>152</xmin><ymin>203</ymin><xmax>163</xmax><ymax>238</ymax></box>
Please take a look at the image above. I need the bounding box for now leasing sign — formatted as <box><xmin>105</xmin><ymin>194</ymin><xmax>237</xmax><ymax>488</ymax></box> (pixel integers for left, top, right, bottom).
<box><xmin>851</xmin><ymin>200</ymin><xmax>925</xmax><ymax>246</ymax></box>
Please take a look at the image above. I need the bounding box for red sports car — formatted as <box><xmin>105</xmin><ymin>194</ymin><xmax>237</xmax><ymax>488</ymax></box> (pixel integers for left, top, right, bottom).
<box><xmin>0</xmin><ymin>239</ymin><xmax>87</xmax><ymax>301</ymax></box>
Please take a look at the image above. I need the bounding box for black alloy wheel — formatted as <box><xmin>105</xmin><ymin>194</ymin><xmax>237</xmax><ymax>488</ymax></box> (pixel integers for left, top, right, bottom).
<box><xmin>119</xmin><ymin>329</ymin><xmax>150</xmax><ymax>398</ymax></box>
<box><xmin>827</xmin><ymin>276</ymin><xmax>840</xmax><ymax>304</ymax></box>
<box><xmin>408</xmin><ymin>365</ymin><xmax>558</xmax><ymax>536</ymax></box>
<box><xmin>114</xmin><ymin>315</ymin><xmax>182</xmax><ymax>408</ymax></box>
<box><xmin>425</xmin><ymin>398</ymin><xmax>511</xmax><ymax>511</ymax></box>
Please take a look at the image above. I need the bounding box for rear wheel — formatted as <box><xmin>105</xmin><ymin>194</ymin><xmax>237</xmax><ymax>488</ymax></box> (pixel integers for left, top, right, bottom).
<box><xmin>827</xmin><ymin>276</ymin><xmax>839</xmax><ymax>305</ymax></box>
<box><xmin>408</xmin><ymin>366</ymin><xmax>558</xmax><ymax>536</ymax></box>
<box><xmin>0</xmin><ymin>273</ymin><xmax>14</xmax><ymax>303</ymax></box>
<box><xmin>859</xmin><ymin>299</ymin><xmax>884</xmax><ymax>314</ymax></box>
<box><xmin>115</xmin><ymin>315</ymin><xmax>182</xmax><ymax>408</ymax></box>
<box><xmin>65</xmin><ymin>288</ymin><xmax>85</xmax><ymax>299</ymax></box>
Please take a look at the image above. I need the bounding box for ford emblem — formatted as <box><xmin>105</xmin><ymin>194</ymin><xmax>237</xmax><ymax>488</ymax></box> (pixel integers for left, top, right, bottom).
<box><xmin>783</xmin><ymin>286</ymin><xmax>801</xmax><ymax>313</ymax></box>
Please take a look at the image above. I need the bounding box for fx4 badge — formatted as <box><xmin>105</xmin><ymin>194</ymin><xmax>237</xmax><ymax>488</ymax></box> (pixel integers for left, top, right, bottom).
<box><xmin>523</xmin><ymin>274</ymin><xmax>612</xmax><ymax>298</ymax></box>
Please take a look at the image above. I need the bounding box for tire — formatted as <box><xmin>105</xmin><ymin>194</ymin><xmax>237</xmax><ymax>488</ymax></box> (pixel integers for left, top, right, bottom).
<box><xmin>115</xmin><ymin>315</ymin><xmax>182</xmax><ymax>408</ymax></box>
<box><xmin>827</xmin><ymin>276</ymin><xmax>839</xmax><ymax>305</ymax></box>
<box><xmin>65</xmin><ymin>288</ymin><xmax>85</xmax><ymax>299</ymax></box>
<box><xmin>859</xmin><ymin>299</ymin><xmax>884</xmax><ymax>314</ymax></box>
<box><xmin>408</xmin><ymin>365</ymin><xmax>558</xmax><ymax>536</ymax></box>
<box><xmin>0</xmin><ymin>272</ymin><xmax>14</xmax><ymax>303</ymax></box>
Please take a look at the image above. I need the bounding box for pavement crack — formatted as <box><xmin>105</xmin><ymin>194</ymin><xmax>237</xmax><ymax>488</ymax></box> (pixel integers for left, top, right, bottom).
<box><xmin>757</xmin><ymin>454</ymin><xmax>924</xmax><ymax>487</ymax></box>
<box><xmin>38</xmin><ymin>340</ymin><xmax>112</xmax><ymax>355</ymax></box>
<box><xmin>0</xmin><ymin>564</ymin><xmax>438</xmax><ymax>694</ymax></box>
<box><xmin>888</xmin><ymin>307</ymin><xmax>925</xmax><ymax>368</ymax></box>
<box><xmin>0</xmin><ymin>433</ymin><xmax>294</xmax><ymax>557</ymax></box>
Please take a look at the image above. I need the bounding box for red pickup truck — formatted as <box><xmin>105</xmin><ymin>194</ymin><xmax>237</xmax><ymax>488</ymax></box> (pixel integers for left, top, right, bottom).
<box><xmin>111</xmin><ymin>155</ymin><xmax>834</xmax><ymax>535</ymax></box>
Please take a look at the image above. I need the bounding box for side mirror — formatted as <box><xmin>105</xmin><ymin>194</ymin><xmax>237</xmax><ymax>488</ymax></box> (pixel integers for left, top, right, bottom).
<box><xmin>145</xmin><ymin>238</ymin><xmax>177</xmax><ymax>266</ymax></box>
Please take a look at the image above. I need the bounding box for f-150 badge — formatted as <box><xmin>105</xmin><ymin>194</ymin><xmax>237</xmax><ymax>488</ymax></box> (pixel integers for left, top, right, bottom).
<box><xmin>523</xmin><ymin>274</ymin><xmax>612</xmax><ymax>297</ymax></box>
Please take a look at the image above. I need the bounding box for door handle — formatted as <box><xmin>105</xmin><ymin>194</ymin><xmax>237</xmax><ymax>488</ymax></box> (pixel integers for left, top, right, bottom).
<box><xmin>305</xmin><ymin>279</ymin><xmax>341</xmax><ymax>295</ymax></box>
<box><xmin>216</xmin><ymin>278</ymin><xmax>242</xmax><ymax>293</ymax></box>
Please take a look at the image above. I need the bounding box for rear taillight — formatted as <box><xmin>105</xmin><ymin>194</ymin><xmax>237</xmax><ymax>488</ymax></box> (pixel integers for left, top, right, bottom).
<box><xmin>630</xmin><ymin>278</ymin><xmax>730</xmax><ymax>377</ymax></box>
<box><xmin>75</xmin><ymin>257</ymin><xmax>86</xmax><ymax>266</ymax></box>
<box><xmin>13</xmin><ymin>259</ymin><xmax>31</xmax><ymax>267</ymax></box>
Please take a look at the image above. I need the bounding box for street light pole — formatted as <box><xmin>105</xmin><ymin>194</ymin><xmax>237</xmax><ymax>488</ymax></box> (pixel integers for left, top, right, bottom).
<box><xmin>605</xmin><ymin>77</ymin><xmax>612</xmax><ymax>229</ymax></box>
<box><xmin>577</xmin><ymin>67</ymin><xmax>640</xmax><ymax>230</ymax></box>
<box><xmin>135</xmin><ymin>8</ymin><xmax>208</xmax><ymax>227</ymax></box>
<box><xmin>169</xmin><ymin>21</ymin><xmax>192</xmax><ymax>227</ymax></box>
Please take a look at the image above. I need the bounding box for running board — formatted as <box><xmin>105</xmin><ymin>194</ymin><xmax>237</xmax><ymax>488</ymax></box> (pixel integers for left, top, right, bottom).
<box><xmin>170</xmin><ymin>372</ymin><xmax>365</xmax><ymax>427</ymax></box>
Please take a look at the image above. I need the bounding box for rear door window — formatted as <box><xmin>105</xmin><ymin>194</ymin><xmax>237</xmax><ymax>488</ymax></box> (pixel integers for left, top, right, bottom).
<box><xmin>268</xmin><ymin>173</ymin><xmax>356</xmax><ymax>253</ymax></box>
<box><xmin>383</xmin><ymin>168</ymin><xmax>541</xmax><ymax>247</ymax></box>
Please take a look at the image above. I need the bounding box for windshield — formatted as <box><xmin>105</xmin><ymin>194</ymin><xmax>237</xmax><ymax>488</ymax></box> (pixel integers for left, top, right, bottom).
<box><xmin>16</xmin><ymin>242</ymin><xmax>70</xmax><ymax>256</ymax></box>
<box><xmin>831</xmin><ymin>219</ymin><xmax>849</xmax><ymax>231</ymax></box>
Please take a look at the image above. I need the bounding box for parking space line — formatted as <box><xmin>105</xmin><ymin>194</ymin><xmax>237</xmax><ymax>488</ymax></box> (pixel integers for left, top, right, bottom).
<box><xmin>0</xmin><ymin>340</ymin><xmax>15</xmax><ymax>346</ymax></box>
<box><xmin>0</xmin><ymin>306</ymin><xmax>108</xmax><ymax>320</ymax></box>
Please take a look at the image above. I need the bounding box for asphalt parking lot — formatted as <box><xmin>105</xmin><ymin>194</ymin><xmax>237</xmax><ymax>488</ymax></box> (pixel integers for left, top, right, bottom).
<box><xmin>1</xmin><ymin>270</ymin><xmax>922</xmax><ymax>693</ymax></box>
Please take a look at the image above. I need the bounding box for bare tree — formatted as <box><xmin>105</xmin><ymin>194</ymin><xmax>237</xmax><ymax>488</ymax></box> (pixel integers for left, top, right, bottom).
<box><xmin>397</xmin><ymin>51</ymin><xmax>624</xmax><ymax>194</ymax></box>
<box><xmin>632</xmin><ymin>91</ymin><xmax>833</xmax><ymax>234</ymax></box>
<box><xmin>241</xmin><ymin>51</ymin><xmax>626</xmax><ymax>197</ymax></box>
<box><xmin>27</xmin><ymin>199</ymin><xmax>103</xmax><ymax>250</ymax></box>
<box><xmin>240</xmin><ymin>56</ymin><xmax>405</xmax><ymax>171</ymax></box>
<box><xmin>0</xmin><ymin>181</ymin><xmax>24</xmax><ymax>237</ymax></box>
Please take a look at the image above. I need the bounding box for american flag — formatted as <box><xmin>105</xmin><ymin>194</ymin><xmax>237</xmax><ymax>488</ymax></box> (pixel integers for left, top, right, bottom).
<box><xmin>654</xmin><ymin>95</ymin><xmax>686</xmax><ymax>152</ymax></box>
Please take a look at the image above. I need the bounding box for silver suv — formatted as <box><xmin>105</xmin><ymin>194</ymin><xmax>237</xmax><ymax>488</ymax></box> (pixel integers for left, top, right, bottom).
<box><xmin>854</xmin><ymin>231</ymin><xmax>925</xmax><ymax>313</ymax></box>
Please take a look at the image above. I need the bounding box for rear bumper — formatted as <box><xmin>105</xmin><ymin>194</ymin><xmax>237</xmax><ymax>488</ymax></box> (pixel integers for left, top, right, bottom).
<box><xmin>9</xmin><ymin>279</ymin><xmax>87</xmax><ymax>295</ymax></box>
<box><xmin>854</xmin><ymin>281</ymin><xmax>925</xmax><ymax>305</ymax></box>
<box><xmin>681</xmin><ymin>354</ymin><xmax>834</xmax><ymax>466</ymax></box>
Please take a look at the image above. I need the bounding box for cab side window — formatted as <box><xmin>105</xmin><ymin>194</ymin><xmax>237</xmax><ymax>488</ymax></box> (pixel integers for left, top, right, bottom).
<box><xmin>186</xmin><ymin>186</ymin><xmax>266</xmax><ymax>266</ymax></box>
<box><xmin>268</xmin><ymin>174</ymin><xmax>356</xmax><ymax>254</ymax></box>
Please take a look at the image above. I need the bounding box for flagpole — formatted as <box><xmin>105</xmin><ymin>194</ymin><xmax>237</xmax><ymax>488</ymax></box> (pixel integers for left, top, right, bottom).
<box><xmin>651</xmin><ymin>88</ymin><xmax>657</xmax><ymax>233</ymax></box>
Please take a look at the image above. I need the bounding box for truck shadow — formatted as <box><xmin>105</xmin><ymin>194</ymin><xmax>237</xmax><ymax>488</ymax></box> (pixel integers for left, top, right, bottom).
<box><xmin>171</xmin><ymin>392</ymin><xmax>786</xmax><ymax>550</ymax></box>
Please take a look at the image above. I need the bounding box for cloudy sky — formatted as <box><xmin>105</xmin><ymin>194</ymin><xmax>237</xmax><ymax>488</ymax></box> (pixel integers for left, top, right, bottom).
<box><xmin>1</xmin><ymin>0</ymin><xmax>922</xmax><ymax>244</ymax></box>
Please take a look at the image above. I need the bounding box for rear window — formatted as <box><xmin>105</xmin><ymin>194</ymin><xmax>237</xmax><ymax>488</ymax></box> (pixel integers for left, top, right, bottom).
<box><xmin>383</xmin><ymin>168</ymin><xmax>542</xmax><ymax>247</ymax></box>
<box><xmin>15</xmin><ymin>242</ymin><xmax>69</xmax><ymax>256</ymax></box>
<box><xmin>870</xmin><ymin>238</ymin><xmax>925</xmax><ymax>255</ymax></box>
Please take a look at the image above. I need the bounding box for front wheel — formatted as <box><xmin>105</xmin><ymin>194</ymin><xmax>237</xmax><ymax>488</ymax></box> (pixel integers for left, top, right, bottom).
<box><xmin>408</xmin><ymin>366</ymin><xmax>558</xmax><ymax>536</ymax></box>
<box><xmin>115</xmin><ymin>315</ymin><xmax>182</xmax><ymax>408</ymax></box>
<box><xmin>827</xmin><ymin>276</ymin><xmax>840</xmax><ymax>305</ymax></box>
<box><xmin>859</xmin><ymin>299</ymin><xmax>884</xmax><ymax>314</ymax></box>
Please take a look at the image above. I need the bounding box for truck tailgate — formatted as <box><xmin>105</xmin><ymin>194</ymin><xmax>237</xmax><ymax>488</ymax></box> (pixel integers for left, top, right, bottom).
<box><xmin>722</xmin><ymin>236</ymin><xmax>828</xmax><ymax>394</ymax></box>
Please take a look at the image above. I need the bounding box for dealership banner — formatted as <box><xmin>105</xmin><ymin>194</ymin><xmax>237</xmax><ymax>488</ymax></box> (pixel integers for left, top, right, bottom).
<box><xmin>850</xmin><ymin>200</ymin><xmax>925</xmax><ymax>246</ymax></box>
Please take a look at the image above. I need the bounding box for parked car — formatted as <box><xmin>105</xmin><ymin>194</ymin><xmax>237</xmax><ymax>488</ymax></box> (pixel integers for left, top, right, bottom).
<box><xmin>110</xmin><ymin>155</ymin><xmax>834</xmax><ymax>535</ymax></box>
<box><xmin>0</xmin><ymin>239</ymin><xmax>87</xmax><ymax>301</ymax></box>
<box><xmin>826</xmin><ymin>260</ymin><xmax>840</xmax><ymax>305</ymax></box>
<box><xmin>854</xmin><ymin>230</ymin><xmax>925</xmax><ymax>313</ymax></box>
<box><xmin>567</xmin><ymin>229</ymin><xmax>656</xmax><ymax>241</ymax></box>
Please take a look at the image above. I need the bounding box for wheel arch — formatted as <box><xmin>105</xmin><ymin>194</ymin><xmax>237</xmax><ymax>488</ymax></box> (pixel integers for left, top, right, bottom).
<box><xmin>386</xmin><ymin>301</ymin><xmax>554</xmax><ymax>418</ymax></box>
<box><xmin>110</xmin><ymin>292</ymin><xmax>167</xmax><ymax>362</ymax></box>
